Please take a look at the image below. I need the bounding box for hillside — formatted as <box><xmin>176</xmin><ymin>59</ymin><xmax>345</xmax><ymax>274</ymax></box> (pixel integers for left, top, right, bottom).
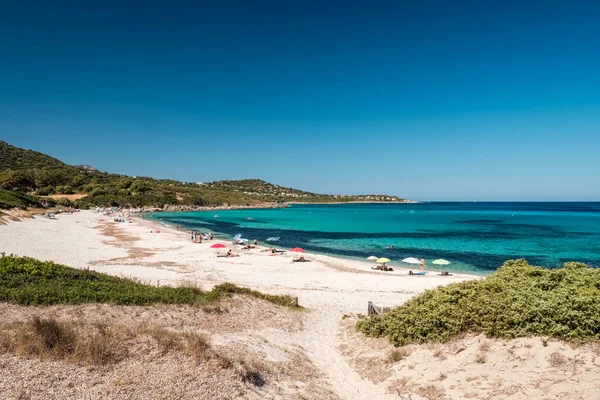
<box><xmin>0</xmin><ymin>141</ymin><xmax>68</xmax><ymax>172</ymax></box>
<box><xmin>0</xmin><ymin>141</ymin><xmax>407</xmax><ymax>209</ymax></box>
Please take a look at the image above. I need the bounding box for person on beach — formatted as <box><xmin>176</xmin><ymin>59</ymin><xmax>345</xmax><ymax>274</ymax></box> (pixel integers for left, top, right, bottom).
<box><xmin>226</xmin><ymin>249</ymin><xmax>239</xmax><ymax>257</ymax></box>
<box><xmin>253</xmin><ymin>239</ymin><xmax>258</xmax><ymax>246</ymax></box>
<box><xmin>420</xmin><ymin>257</ymin><xmax>425</xmax><ymax>272</ymax></box>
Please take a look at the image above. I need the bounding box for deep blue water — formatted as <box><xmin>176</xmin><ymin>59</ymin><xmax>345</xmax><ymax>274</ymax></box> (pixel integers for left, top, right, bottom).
<box><xmin>149</xmin><ymin>202</ymin><xmax>600</xmax><ymax>274</ymax></box>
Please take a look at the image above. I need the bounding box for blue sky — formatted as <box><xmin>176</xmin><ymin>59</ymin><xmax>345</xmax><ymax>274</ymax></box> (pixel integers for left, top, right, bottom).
<box><xmin>1</xmin><ymin>1</ymin><xmax>599</xmax><ymax>201</ymax></box>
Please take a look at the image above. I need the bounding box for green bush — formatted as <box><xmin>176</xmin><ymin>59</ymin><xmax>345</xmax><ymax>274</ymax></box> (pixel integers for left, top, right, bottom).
<box><xmin>54</xmin><ymin>198</ymin><xmax>73</xmax><ymax>207</ymax></box>
<box><xmin>357</xmin><ymin>259</ymin><xmax>600</xmax><ymax>345</ymax></box>
<box><xmin>0</xmin><ymin>189</ymin><xmax>41</xmax><ymax>209</ymax></box>
<box><xmin>0</xmin><ymin>254</ymin><xmax>300</xmax><ymax>308</ymax></box>
<box><xmin>36</xmin><ymin>186</ymin><xmax>54</xmax><ymax>196</ymax></box>
<box><xmin>55</xmin><ymin>185</ymin><xmax>74</xmax><ymax>194</ymax></box>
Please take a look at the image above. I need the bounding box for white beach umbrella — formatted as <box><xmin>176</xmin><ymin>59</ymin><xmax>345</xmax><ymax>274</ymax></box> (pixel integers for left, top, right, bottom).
<box><xmin>402</xmin><ymin>257</ymin><xmax>421</xmax><ymax>264</ymax></box>
<box><xmin>366</xmin><ymin>256</ymin><xmax>378</xmax><ymax>261</ymax></box>
<box><xmin>432</xmin><ymin>259</ymin><xmax>451</xmax><ymax>265</ymax></box>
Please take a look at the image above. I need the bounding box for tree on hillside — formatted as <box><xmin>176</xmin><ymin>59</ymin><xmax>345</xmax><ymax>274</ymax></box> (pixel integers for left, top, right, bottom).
<box><xmin>0</xmin><ymin>170</ymin><xmax>35</xmax><ymax>191</ymax></box>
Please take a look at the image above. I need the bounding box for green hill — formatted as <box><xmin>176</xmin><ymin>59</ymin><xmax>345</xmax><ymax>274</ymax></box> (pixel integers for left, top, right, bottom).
<box><xmin>358</xmin><ymin>259</ymin><xmax>600</xmax><ymax>345</ymax></box>
<box><xmin>0</xmin><ymin>141</ymin><xmax>68</xmax><ymax>172</ymax></box>
<box><xmin>0</xmin><ymin>141</ymin><xmax>406</xmax><ymax>209</ymax></box>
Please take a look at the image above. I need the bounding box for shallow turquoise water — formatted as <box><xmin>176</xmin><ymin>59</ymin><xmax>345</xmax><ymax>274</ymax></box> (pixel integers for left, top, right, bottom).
<box><xmin>149</xmin><ymin>202</ymin><xmax>600</xmax><ymax>274</ymax></box>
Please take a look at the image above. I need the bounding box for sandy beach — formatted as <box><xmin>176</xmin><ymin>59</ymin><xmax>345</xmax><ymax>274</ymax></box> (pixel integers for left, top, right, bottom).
<box><xmin>2</xmin><ymin>211</ymin><xmax>599</xmax><ymax>399</ymax></box>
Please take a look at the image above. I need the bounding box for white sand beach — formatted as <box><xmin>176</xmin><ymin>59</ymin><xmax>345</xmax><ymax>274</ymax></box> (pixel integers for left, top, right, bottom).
<box><xmin>1</xmin><ymin>211</ymin><xmax>599</xmax><ymax>399</ymax></box>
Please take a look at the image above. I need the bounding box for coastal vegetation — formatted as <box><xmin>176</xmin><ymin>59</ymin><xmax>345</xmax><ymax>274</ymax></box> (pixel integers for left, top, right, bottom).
<box><xmin>0</xmin><ymin>254</ymin><xmax>300</xmax><ymax>308</ymax></box>
<box><xmin>358</xmin><ymin>259</ymin><xmax>600</xmax><ymax>345</ymax></box>
<box><xmin>0</xmin><ymin>140</ymin><xmax>405</xmax><ymax>209</ymax></box>
<box><xmin>0</xmin><ymin>189</ymin><xmax>41</xmax><ymax>210</ymax></box>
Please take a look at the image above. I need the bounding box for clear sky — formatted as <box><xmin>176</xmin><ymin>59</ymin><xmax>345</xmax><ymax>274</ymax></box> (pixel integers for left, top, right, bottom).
<box><xmin>1</xmin><ymin>1</ymin><xmax>599</xmax><ymax>201</ymax></box>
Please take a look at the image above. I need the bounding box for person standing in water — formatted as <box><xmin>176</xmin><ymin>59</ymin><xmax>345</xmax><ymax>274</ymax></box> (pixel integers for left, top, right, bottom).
<box><xmin>420</xmin><ymin>257</ymin><xmax>425</xmax><ymax>272</ymax></box>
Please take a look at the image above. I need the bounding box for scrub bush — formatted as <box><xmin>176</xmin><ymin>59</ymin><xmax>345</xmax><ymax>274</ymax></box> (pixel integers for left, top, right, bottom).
<box><xmin>358</xmin><ymin>259</ymin><xmax>600</xmax><ymax>345</ymax></box>
<box><xmin>0</xmin><ymin>254</ymin><xmax>300</xmax><ymax>308</ymax></box>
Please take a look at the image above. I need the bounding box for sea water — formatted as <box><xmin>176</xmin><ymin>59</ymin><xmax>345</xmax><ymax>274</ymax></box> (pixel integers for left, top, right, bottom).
<box><xmin>149</xmin><ymin>202</ymin><xmax>600</xmax><ymax>274</ymax></box>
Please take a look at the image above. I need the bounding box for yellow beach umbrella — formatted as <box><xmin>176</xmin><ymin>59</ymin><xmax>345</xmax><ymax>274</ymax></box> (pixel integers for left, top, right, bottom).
<box><xmin>432</xmin><ymin>259</ymin><xmax>451</xmax><ymax>265</ymax></box>
<box><xmin>376</xmin><ymin>257</ymin><xmax>391</xmax><ymax>264</ymax></box>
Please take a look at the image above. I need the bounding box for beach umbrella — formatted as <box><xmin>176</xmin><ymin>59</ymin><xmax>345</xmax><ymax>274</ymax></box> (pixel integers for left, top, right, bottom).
<box><xmin>289</xmin><ymin>247</ymin><xmax>305</xmax><ymax>253</ymax></box>
<box><xmin>210</xmin><ymin>243</ymin><xmax>226</xmax><ymax>249</ymax></box>
<box><xmin>376</xmin><ymin>257</ymin><xmax>391</xmax><ymax>264</ymax></box>
<box><xmin>432</xmin><ymin>259</ymin><xmax>451</xmax><ymax>265</ymax></box>
<box><xmin>402</xmin><ymin>257</ymin><xmax>420</xmax><ymax>264</ymax></box>
<box><xmin>366</xmin><ymin>256</ymin><xmax>378</xmax><ymax>261</ymax></box>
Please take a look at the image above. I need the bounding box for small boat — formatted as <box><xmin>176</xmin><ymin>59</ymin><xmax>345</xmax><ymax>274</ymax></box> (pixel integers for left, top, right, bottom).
<box><xmin>247</xmin><ymin>217</ymin><xmax>253</xmax><ymax>220</ymax></box>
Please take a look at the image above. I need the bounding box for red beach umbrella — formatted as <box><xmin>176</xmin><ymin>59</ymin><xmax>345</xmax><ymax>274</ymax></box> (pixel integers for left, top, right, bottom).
<box><xmin>210</xmin><ymin>243</ymin><xmax>226</xmax><ymax>249</ymax></box>
<box><xmin>289</xmin><ymin>247</ymin><xmax>305</xmax><ymax>253</ymax></box>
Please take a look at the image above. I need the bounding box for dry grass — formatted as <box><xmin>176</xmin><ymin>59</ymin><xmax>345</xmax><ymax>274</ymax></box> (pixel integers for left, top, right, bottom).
<box><xmin>432</xmin><ymin>347</ymin><xmax>446</xmax><ymax>360</ymax></box>
<box><xmin>0</xmin><ymin>316</ymin><xmax>274</xmax><ymax>389</ymax></box>
<box><xmin>479</xmin><ymin>340</ymin><xmax>491</xmax><ymax>353</ymax></box>
<box><xmin>387</xmin><ymin>377</ymin><xmax>414</xmax><ymax>395</ymax></box>
<box><xmin>0</xmin><ymin>298</ymin><xmax>331</xmax><ymax>399</ymax></box>
<box><xmin>416</xmin><ymin>384</ymin><xmax>447</xmax><ymax>400</ymax></box>
<box><xmin>387</xmin><ymin>346</ymin><xmax>411</xmax><ymax>363</ymax></box>
<box><xmin>0</xmin><ymin>317</ymin><xmax>126</xmax><ymax>365</ymax></box>
<box><xmin>548</xmin><ymin>351</ymin><xmax>567</xmax><ymax>367</ymax></box>
<box><xmin>474</xmin><ymin>352</ymin><xmax>487</xmax><ymax>364</ymax></box>
<box><xmin>201</xmin><ymin>304</ymin><xmax>229</xmax><ymax>315</ymax></box>
<box><xmin>48</xmin><ymin>194</ymin><xmax>88</xmax><ymax>201</ymax></box>
<box><xmin>2</xmin><ymin>208</ymin><xmax>47</xmax><ymax>221</ymax></box>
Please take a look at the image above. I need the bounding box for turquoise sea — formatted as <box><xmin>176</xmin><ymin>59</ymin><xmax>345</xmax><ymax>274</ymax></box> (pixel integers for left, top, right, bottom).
<box><xmin>149</xmin><ymin>202</ymin><xmax>600</xmax><ymax>274</ymax></box>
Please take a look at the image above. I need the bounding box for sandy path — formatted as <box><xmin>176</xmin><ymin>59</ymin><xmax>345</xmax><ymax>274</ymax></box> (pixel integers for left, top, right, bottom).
<box><xmin>0</xmin><ymin>211</ymin><xmax>477</xmax><ymax>399</ymax></box>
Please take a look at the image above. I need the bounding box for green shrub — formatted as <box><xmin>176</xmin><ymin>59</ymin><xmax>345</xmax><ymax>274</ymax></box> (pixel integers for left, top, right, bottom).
<box><xmin>0</xmin><ymin>254</ymin><xmax>300</xmax><ymax>309</ymax></box>
<box><xmin>0</xmin><ymin>189</ymin><xmax>41</xmax><ymax>209</ymax></box>
<box><xmin>36</xmin><ymin>186</ymin><xmax>54</xmax><ymax>196</ymax></box>
<box><xmin>55</xmin><ymin>185</ymin><xmax>74</xmax><ymax>194</ymax></box>
<box><xmin>358</xmin><ymin>259</ymin><xmax>600</xmax><ymax>345</ymax></box>
<box><xmin>54</xmin><ymin>198</ymin><xmax>72</xmax><ymax>207</ymax></box>
<box><xmin>89</xmin><ymin>187</ymin><xmax>107</xmax><ymax>197</ymax></box>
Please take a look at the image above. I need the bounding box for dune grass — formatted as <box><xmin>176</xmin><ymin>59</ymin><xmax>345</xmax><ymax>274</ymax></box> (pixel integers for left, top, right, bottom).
<box><xmin>358</xmin><ymin>259</ymin><xmax>600</xmax><ymax>345</ymax></box>
<box><xmin>0</xmin><ymin>254</ymin><xmax>300</xmax><ymax>308</ymax></box>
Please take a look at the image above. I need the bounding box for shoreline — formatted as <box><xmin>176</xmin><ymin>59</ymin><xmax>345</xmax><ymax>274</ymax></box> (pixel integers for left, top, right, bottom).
<box><xmin>0</xmin><ymin>210</ymin><xmax>478</xmax><ymax>302</ymax></box>
<box><xmin>144</xmin><ymin>209</ymin><xmax>486</xmax><ymax>277</ymax></box>
<box><xmin>141</xmin><ymin>211</ymin><xmax>480</xmax><ymax>278</ymax></box>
